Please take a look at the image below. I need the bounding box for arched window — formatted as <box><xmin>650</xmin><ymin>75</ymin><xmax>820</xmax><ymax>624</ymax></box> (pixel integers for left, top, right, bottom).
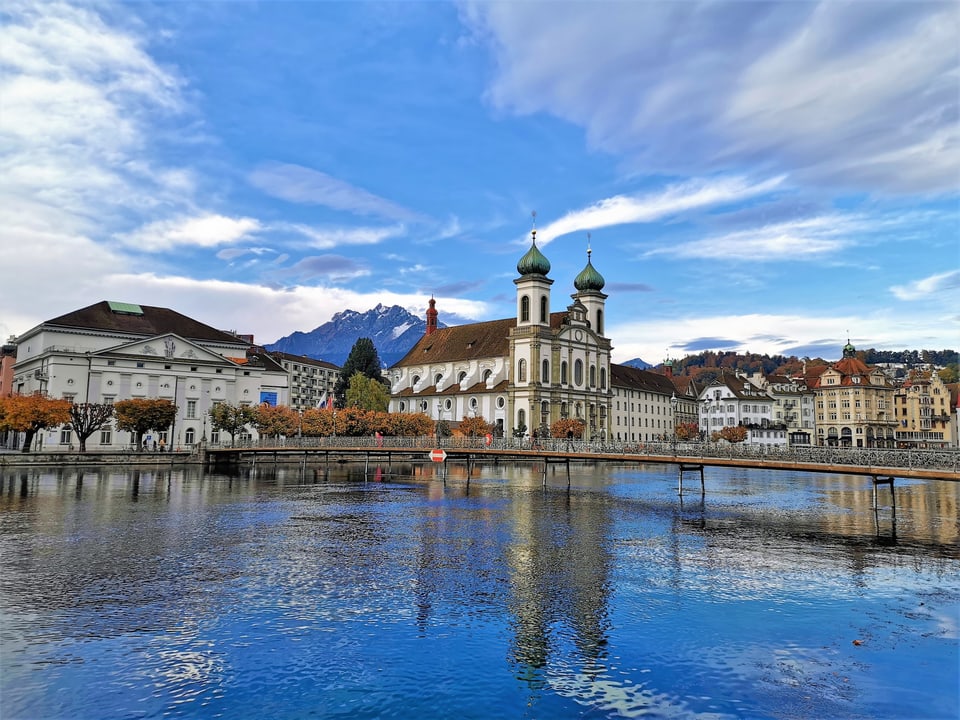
<box><xmin>574</xmin><ymin>359</ymin><xmax>583</xmax><ymax>386</ymax></box>
<box><xmin>518</xmin><ymin>359</ymin><xmax>527</xmax><ymax>382</ymax></box>
<box><xmin>600</xmin><ymin>368</ymin><xmax>607</xmax><ymax>389</ymax></box>
<box><xmin>541</xmin><ymin>400</ymin><xmax>549</xmax><ymax>420</ymax></box>
<box><xmin>458</xmin><ymin>371</ymin><xmax>467</xmax><ymax>383</ymax></box>
<box><xmin>596</xmin><ymin>309</ymin><xmax>603</xmax><ymax>335</ymax></box>
<box><xmin>483</xmin><ymin>368</ymin><xmax>493</xmax><ymax>384</ymax></box>
<box><xmin>541</xmin><ymin>359</ymin><xmax>549</xmax><ymax>384</ymax></box>
<box><xmin>540</xmin><ymin>296</ymin><xmax>548</xmax><ymax>323</ymax></box>
<box><xmin>412</xmin><ymin>374</ymin><xmax>420</xmax><ymax>386</ymax></box>
<box><xmin>561</xmin><ymin>361</ymin><xmax>568</xmax><ymax>384</ymax></box>
<box><xmin>185</xmin><ymin>428</ymin><xmax>196</xmax><ymax>444</ymax></box>
<box><xmin>520</xmin><ymin>296</ymin><xmax>530</xmax><ymax>322</ymax></box>
<box><xmin>561</xmin><ymin>402</ymin><xmax>568</xmax><ymax>418</ymax></box>
<box><xmin>435</xmin><ymin>373</ymin><xmax>443</xmax><ymax>385</ymax></box>
<box><xmin>518</xmin><ymin>408</ymin><xmax>526</xmax><ymax>430</ymax></box>
<box><xmin>589</xmin><ymin>364</ymin><xmax>596</xmax><ymax>387</ymax></box>
<box><xmin>399</xmin><ymin>402</ymin><xmax>406</xmax><ymax>412</ymax></box>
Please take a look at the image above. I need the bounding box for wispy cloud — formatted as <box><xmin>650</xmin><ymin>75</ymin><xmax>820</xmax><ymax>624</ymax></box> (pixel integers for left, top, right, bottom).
<box><xmin>531</xmin><ymin>175</ymin><xmax>785</xmax><ymax>246</ymax></box>
<box><xmin>283</xmin><ymin>222</ymin><xmax>406</xmax><ymax>249</ymax></box>
<box><xmin>465</xmin><ymin>1</ymin><xmax>959</xmax><ymax>194</ymax></box>
<box><xmin>118</xmin><ymin>214</ymin><xmax>261</xmax><ymax>252</ymax></box>
<box><xmin>249</xmin><ymin>162</ymin><xmax>422</xmax><ymax>222</ymax></box>
<box><xmin>891</xmin><ymin>270</ymin><xmax>960</xmax><ymax>301</ymax></box>
<box><xmin>645</xmin><ymin>214</ymin><xmax>858</xmax><ymax>261</ymax></box>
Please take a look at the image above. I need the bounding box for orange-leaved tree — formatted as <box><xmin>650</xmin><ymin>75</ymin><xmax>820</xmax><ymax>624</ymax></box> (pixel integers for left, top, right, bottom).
<box><xmin>0</xmin><ymin>394</ymin><xmax>72</xmax><ymax>453</ymax></box>
<box><xmin>69</xmin><ymin>402</ymin><xmax>115</xmax><ymax>452</ymax></box>
<box><xmin>712</xmin><ymin>425</ymin><xmax>748</xmax><ymax>443</ymax></box>
<box><xmin>254</xmin><ymin>403</ymin><xmax>300</xmax><ymax>439</ymax></box>
<box><xmin>674</xmin><ymin>422</ymin><xmax>700</xmax><ymax>441</ymax></box>
<box><xmin>114</xmin><ymin>398</ymin><xmax>178</xmax><ymax>450</ymax></box>
<box><xmin>550</xmin><ymin>418</ymin><xmax>585</xmax><ymax>439</ymax></box>
<box><xmin>458</xmin><ymin>415</ymin><xmax>492</xmax><ymax>437</ymax></box>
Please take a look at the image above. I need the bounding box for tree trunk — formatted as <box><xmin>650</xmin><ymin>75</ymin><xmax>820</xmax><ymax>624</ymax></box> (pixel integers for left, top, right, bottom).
<box><xmin>20</xmin><ymin>429</ymin><xmax>35</xmax><ymax>453</ymax></box>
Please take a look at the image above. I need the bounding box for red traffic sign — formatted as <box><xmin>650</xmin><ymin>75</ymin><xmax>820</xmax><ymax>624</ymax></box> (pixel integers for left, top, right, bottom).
<box><xmin>429</xmin><ymin>448</ymin><xmax>447</xmax><ymax>463</ymax></box>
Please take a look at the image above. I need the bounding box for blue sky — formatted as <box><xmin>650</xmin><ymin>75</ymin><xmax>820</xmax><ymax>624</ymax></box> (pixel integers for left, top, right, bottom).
<box><xmin>2</xmin><ymin>0</ymin><xmax>958</xmax><ymax>365</ymax></box>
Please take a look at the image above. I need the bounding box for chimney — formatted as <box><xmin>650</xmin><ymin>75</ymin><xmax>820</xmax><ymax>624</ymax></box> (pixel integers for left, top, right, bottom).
<box><xmin>426</xmin><ymin>296</ymin><xmax>438</xmax><ymax>336</ymax></box>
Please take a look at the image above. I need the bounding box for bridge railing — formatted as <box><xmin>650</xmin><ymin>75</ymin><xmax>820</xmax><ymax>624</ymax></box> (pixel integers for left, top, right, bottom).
<box><xmin>209</xmin><ymin>436</ymin><xmax>959</xmax><ymax>473</ymax></box>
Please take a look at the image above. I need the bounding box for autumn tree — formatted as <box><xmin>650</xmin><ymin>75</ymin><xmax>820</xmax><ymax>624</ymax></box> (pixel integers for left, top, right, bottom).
<box><xmin>0</xmin><ymin>394</ymin><xmax>72</xmax><ymax>453</ymax></box>
<box><xmin>712</xmin><ymin>425</ymin><xmax>748</xmax><ymax>443</ymax></box>
<box><xmin>458</xmin><ymin>415</ymin><xmax>492</xmax><ymax>437</ymax></box>
<box><xmin>69</xmin><ymin>402</ymin><xmax>115</xmax><ymax>452</ymax></box>
<box><xmin>674</xmin><ymin>422</ymin><xmax>700</xmax><ymax>441</ymax></box>
<box><xmin>253</xmin><ymin>403</ymin><xmax>300</xmax><ymax>440</ymax></box>
<box><xmin>114</xmin><ymin>398</ymin><xmax>178</xmax><ymax>450</ymax></box>
<box><xmin>345</xmin><ymin>373</ymin><xmax>390</xmax><ymax>412</ymax></box>
<box><xmin>380</xmin><ymin>412</ymin><xmax>433</xmax><ymax>437</ymax></box>
<box><xmin>208</xmin><ymin>403</ymin><xmax>257</xmax><ymax>446</ymax></box>
<box><xmin>550</xmin><ymin>418</ymin><xmax>585</xmax><ymax>439</ymax></box>
<box><xmin>333</xmin><ymin>338</ymin><xmax>387</xmax><ymax>409</ymax></box>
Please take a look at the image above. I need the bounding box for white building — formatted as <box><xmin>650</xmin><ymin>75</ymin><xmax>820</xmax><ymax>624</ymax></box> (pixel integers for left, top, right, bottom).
<box><xmin>609</xmin><ymin>364</ymin><xmax>678</xmax><ymax>443</ymax></box>
<box><xmin>9</xmin><ymin>301</ymin><xmax>288</xmax><ymax>451</ymax></box>
<box><xmin>698</xmin><ymin>372</ymin><xmax>786</xmax><ymax>446</ymax></box>
<box><xmin>744</xmin><ymin>372</ymin><xmax>816</xmax><ymax>446</ymax></box>
<box><xmin>388</xmin><ymin>232</ymin><xmax>614</xmax><ymax>439</ymax></box>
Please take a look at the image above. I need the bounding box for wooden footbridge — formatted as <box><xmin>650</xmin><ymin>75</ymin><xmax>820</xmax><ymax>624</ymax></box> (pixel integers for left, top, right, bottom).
<box><xmin>202</xmin><ymin>441</ymin><xmax>958</xmax><ymax>509</ymax></box>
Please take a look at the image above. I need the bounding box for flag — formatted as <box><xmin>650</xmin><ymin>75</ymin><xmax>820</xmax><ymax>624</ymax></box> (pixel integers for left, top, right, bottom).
<box><xmin>317</xmin><ymin>391</ymin><xmax>329</xmax><ymax>409</ymax></box>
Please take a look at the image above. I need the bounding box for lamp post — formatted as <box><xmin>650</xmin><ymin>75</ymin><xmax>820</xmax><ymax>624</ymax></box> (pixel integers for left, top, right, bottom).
<box><xmin>670</xmin><ymin>392</ymin><xmax>678</xmax><ymax>455</ymax></box>
<box><xmin>297</xmin><ymin>409</ymin><xmax>302</xmax><ymax>441</ymax></box>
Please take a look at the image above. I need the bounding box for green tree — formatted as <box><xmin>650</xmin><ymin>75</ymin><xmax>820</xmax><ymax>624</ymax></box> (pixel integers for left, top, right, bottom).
<box><xmin>208</xmin><ymin>403</ymin><xmax>257</xmax><ymax>446</ymax></box>
<box><xmin>939</xmin><ymin>364</ymin><xmax>958</xmax><ymax>384</ymax></box>
<box><xmin>345</xmin><ymin>372</ymin><xmax>391</xmax><ymax>412</ymax></box>
<box><xmin>333</xmin><ymin>338</ymin><xmax>387</xmax><ymax>409</ymax></box>
<box><xmin>114</xmin><ymin>398</ymin><xmax>178</xmax><ymax>450</ymax></box>
<box><xmin>69</xmin><ymin>402</ymin><xmax>115</xmax><ymax>452</ymax></box>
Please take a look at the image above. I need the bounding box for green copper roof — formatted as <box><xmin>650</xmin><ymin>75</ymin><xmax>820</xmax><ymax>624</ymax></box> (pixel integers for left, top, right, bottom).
<box><xmin>574</xmin><ymin>253</ymin><xmax>605</xmax><ymax>292</ymax></box>
<box><xmin>517</xmin><ymin>235</ymin><xmax>551</xmax><ymax>276</ymax></box>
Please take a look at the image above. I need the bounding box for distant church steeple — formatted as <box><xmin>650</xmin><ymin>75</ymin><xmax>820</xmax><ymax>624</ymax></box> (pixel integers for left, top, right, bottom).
<box><xmin>426</xmin><ymin>296</ymin><xmax>438</xmax><ymax>336</ymax></box>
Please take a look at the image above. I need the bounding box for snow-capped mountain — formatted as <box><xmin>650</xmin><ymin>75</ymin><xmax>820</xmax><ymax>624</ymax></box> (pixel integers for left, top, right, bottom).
<box><xmin>265</xmin><ymin>304</ymin><xmax>442</xmax><ymax>367</ymax></box>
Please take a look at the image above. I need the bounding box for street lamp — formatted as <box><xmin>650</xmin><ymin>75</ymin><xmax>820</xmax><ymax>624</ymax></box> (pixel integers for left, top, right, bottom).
<box><xmin>297</xmin><ymin>409</ymin><xmax>303</xmax><ymax>440</ymax></box>
<box><xmin>670</xmin><ymin>392</ymin><xmax>678</xmax><ymax>454</ymax></box>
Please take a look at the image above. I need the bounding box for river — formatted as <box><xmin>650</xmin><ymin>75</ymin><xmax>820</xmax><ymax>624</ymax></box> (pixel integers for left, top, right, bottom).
<box><xmin>1</xmin><ymin>461</ymin><xmax>957</xmax><ymax>719</ymax></box>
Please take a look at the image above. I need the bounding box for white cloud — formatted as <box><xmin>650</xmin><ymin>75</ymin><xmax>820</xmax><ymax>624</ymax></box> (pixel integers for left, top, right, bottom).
<box><xmin>283</xmin><ymin>222</ymin><xmax>406</xmax><ymax>249</ymax></box>
<box><xmin>118</xmin><ymin>214</ymin><xmax>261</xmax><ymax>252</ymax></box>
<box><xmin>891</xmin><ymin>270</ymin><xmax>960</xmax><ymax>301</ymax></box>
<box><xmin>645</xmin><ymin>214</ymin><xmax>858</xmax><ymax>261</ymax></box>
<box><xmin>249</xmin><ymin>162</ymin><xmax>422</xmax><ymax>222</ymax></box>
<box><xmin>464</xmin><ymin>1</ymin><xmax>960</xmax><ymax>194</ymax></box>
<box><xmin>531</xmin><ymin>175</ymin><xmax>785</xmax><ymax>246</ymax></box>
<box><xmin>608</xmin><ymin>310</ymin><xmax>959</xmax><ymax>365</ymax></box>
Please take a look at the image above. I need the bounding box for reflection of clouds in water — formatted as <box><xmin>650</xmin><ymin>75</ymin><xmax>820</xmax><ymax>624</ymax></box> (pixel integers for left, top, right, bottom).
<box><xmin>549</xmin><ymin>672</ymin><xmax>698</xmax><ymax>719</ymax></box>
<box><xmin>155</xmin><ymin>647</ymin><xmax>226</xmax><ymax>702</ymax></box>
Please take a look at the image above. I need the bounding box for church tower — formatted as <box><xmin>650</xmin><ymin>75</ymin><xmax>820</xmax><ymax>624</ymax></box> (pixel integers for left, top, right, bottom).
<box><xmin>514</xmin><ymin>217</ymin><xmax>553</xmax><ymax>328</ymax></box>
<box><xmin>572</xmin><ymin>237</ymin><xmax>607</xmax><ymax>336</ymax></box>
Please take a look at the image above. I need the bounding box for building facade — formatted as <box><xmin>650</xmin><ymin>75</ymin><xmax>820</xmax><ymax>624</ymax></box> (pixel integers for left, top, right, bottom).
<box><xmin>7</xmin><ymin>301</ymin><xmax>288</xmax><ymax>451</ymax></box>
<box><xmin>268</xmin><ymin>351</ymin><xmax>340</xmax><ymax>411</ymax></box>
<box><xmin>388</xmin><ymin>232</ymin><xmax>615</xmax><ymax>439</ymax></box>
<box><xmin>698</xmin><ymin>372</ymin><xmax>785</xmax><ymax>446</ymax></box>
<box><xmin>810</xmin><ymin>342</ymin><xmax>897</xmax><ymax>447</ymax></box>
<box><xmin>894</xmin><ymin>369</ymin><xmax>953</xmax><ymax>448</ymax></box>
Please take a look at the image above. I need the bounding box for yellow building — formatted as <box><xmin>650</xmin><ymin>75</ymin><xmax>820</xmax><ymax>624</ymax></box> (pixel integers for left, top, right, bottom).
<box><xmin>894</xmin><ymin>369</ymin><xmax>953</xmax><ymax>448</ymax></box>
<box><xmin>811</xmin><ymin>341</ymin><xmax>897</xmax><ymax>447</ymax></box>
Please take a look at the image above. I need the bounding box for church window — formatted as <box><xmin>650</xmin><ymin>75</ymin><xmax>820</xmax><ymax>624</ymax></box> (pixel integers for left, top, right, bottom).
<box><xmin>458</xmin><ymin>371</ymin><xmax>467</xmax><ymax>383</ymax></box>
<box><xmin>600</xmin><ymin>368</ymin><xmax>607</xmax><ymax>389</ymax></box>
<box><xmin>589</xmin><ymin>365</ymin><xmax>596</xmax><ymax>387</ymax></box>
<box><xmin>520</xmin><ymin>296</ymin><xmax>530</xmax><ymax>323</ymax></box>
<box><xmin>561</xmin><ymin>361</ymin><xmax>568</xmax><ymax>384</ymax></box>
<box><xmin>518</xmin><ymin>359</ymin><xmax>527</xmax><ymax>382</ymax></box>
<box><xmin>483</xmin><ymin>369</ymin><xmax>492</xmax><ymax>383</ymax></box>
<box><xmin>435</xmin><ymin>373</ymin><xmax>443</xmax><ymax>385</ymax></box>
<box><xmin>596</xmin><ymin>309</ymin><xmax>603</xmax><ymax>335</ymax></box>
<box><xmin>574</xmin><ymin>359</ymin><xmax>583</xmax><ymax>386</ymax></box>
<box><xmin>540</xmin><ymin>296</ymin><xmax>548</xmax><ymax>323</ymax></box>
<box><xmin>542</xmin><ymin>359</ymin><xmax>549</xmax><ymax>384</ymax></box>
<box><xmin>518</xmin><ymin>408</ymin><xmax>526</xmax><ymax>429</ymax></box>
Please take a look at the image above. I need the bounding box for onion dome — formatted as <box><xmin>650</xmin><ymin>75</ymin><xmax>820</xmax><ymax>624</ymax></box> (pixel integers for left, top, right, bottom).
<box><xmin>517</xmin><ymin>230</ymin><xmax>551</xmax><ymax>276</ymax></box>
<box><xmin>574</xmin><ymin>248</ymin><xmax>605</xmax><ymax>292</ymax></box>
<box><xmin>842</xmin><ymin>338</ymin><xmax>856</xmax><ymax>358</ymax></box>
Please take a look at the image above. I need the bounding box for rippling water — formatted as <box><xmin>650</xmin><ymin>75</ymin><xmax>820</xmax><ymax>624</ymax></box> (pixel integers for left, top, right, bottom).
<box><xmin>1</xmin><ymin>461</ymin><xmax>957</xmax><ymax>719</ymax></box>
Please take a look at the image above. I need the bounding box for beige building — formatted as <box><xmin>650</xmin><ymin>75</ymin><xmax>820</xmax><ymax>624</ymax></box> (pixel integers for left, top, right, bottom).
<box><xmin>894</xmin><ymin>369</ymin><xmax>953</xmax><ymax>448</ymax></box>
<box><xmin>810</xmin><ymin>341</ymin><xmax>896</xmax><ymax>447</ymax></box>
<box><xmin>388</xmin><ymin>232</ymin><xmax>615</xmax><ymax>439</ymax></box>
<box><xmin>268</xmin><ymin>351</ymin><xmax>340</xmax><ymax>411</ymax></box>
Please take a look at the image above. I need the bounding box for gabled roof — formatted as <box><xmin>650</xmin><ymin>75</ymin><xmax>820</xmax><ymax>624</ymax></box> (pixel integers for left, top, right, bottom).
<box><xmin>610</xmin><ymin>364</ymin><xmax>677</xmax><ymax>396</ymax></box>
<box><xmin>811</xmin><ymin>355</ymin><xmax>888</xmax><ymax>388</ymax></box>
<box><xmin>702</xmin><ymin>372</ymin><xmax>772</xmax><ymax>401</ymax></box>
<box><xmin>42</xmin><ymin>301</ymin><xmax>244</xmax><ymax>346</ymax></box>
<box><xmin>391</xmin><ymin>312</ymin><xmax>571</xmax><ymax>368</ymax></box>
<box><xmin>267</xmin><ymin>350</ymin><xmax>340</xmax><ymax>370</ymax></box>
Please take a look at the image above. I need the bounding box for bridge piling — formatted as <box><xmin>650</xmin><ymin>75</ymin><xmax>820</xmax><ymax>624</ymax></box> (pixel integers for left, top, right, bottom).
<box><xmin>872</xmin><ymin>475</ymin><xmax>896</xmax><ymax>511</ymax></box>
<box><xmin>678</xmin><ymin>463</ymin><xmax>705</xmax><ymax>496</ymax></box>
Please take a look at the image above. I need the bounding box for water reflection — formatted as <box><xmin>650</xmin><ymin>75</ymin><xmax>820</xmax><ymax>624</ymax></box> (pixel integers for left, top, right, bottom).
<box><xmin>1</xmin><ymin>462</ymin><xmax>957</xmax><ymax>720</ymax></box>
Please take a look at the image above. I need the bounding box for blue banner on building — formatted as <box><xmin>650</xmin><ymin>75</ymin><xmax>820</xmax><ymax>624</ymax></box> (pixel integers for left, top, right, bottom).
<box><xmin>259</xmin><ymin>391</ymin><xmax>278</xmax><ymax>406</ymax></box>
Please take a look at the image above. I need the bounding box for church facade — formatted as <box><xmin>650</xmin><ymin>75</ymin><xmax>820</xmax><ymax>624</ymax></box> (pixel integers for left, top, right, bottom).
<box><xmin>388</xmin><ymin>229</ymin><xmax>615</xmax><ymax>439</ymax></box>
